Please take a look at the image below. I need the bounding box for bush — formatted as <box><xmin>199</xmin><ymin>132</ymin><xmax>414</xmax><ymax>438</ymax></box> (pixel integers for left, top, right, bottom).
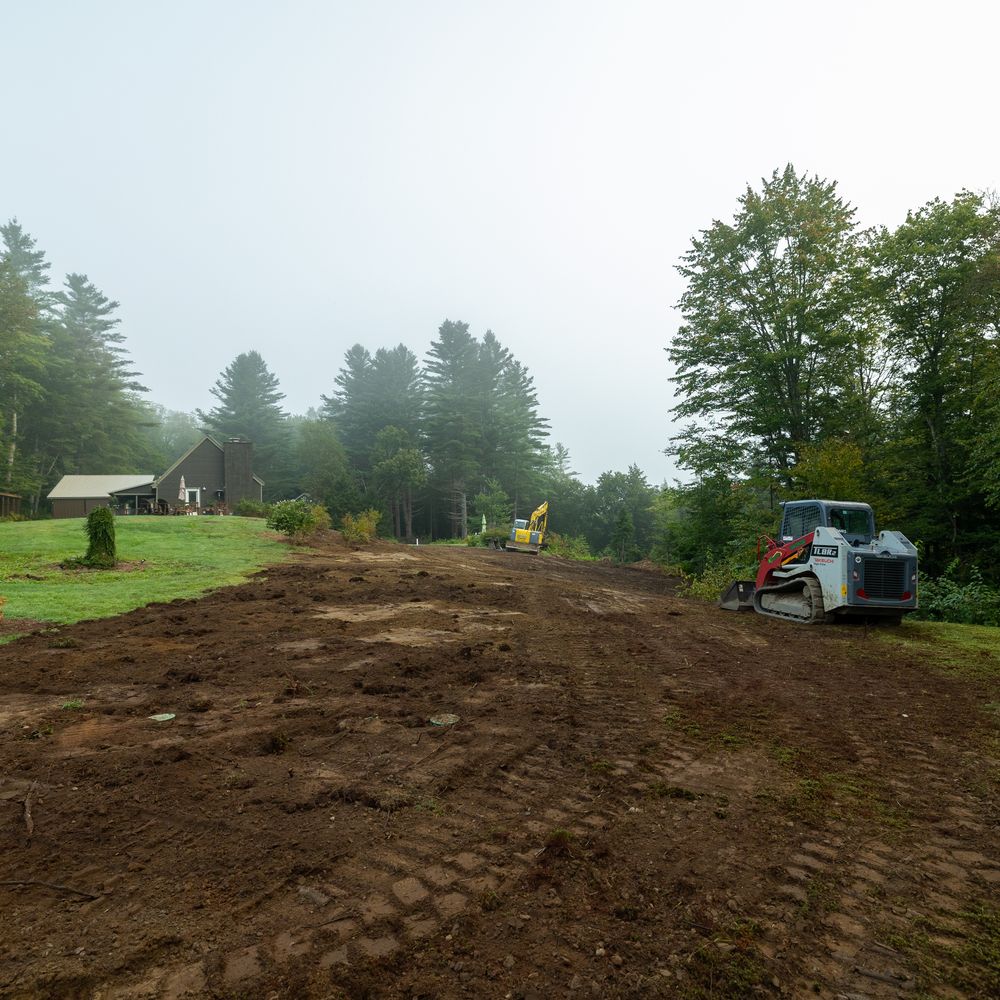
<box><xmin>341</xmin><ymin>508</ymin><xmax>381</xmax><ymax>543</ymax></box>
<box><xmin>83</xmin><ymin>507</ymin><xmax>117</xmax><ymax>568</ymax></box>
<box><xmin>236</xmin><ymin>499</ymin><xmax>271</xmax><ymax>518</ymax></box>
<box><xmin>912</xmin><ymin>561</ymin><xmax>1000</xmax><ymax>626</ymax></box>
<box><xmin>544</xmin><ymin>532</ymin><xmax>594</xmax><ymax>561</ymax></box>
<box><xmin>681</xmin><ymin>551</ymin><xmax>756</xmax><ymax>602</ymax></box>
<box><xmin>266</xmin><ymin>499</ymin><xmax>332</xmax><ymax>539</ymax></box>
<box><xmin>470</xmin><ymin>528</ymin><xmax>509</xmax><ymax>548</ymax></box>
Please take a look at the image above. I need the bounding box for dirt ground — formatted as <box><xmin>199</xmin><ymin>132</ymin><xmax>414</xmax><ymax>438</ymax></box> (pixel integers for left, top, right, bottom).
<box><xmin>1</xmin><ymin>536</ymin><xmax>997</xmax><ymax>999</ymax></box>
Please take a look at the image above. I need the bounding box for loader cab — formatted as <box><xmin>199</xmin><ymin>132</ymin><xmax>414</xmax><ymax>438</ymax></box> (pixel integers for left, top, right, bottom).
<box><xmin>781</xmin><ymin>500</ymin><xmax>875</xmax><ymax>546</ymax></box>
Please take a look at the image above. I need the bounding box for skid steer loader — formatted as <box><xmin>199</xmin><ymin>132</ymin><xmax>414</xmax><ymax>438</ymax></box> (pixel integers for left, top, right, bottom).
<box><xmin>719</xmin><ymin>500</ymin><xmax>918</xmax><ymax>624</ymax></box>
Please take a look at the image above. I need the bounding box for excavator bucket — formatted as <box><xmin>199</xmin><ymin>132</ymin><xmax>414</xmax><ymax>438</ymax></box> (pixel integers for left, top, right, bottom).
<box><xmin>719</xmin><ymin>580</ymin><xmax>756</xmax><ymax>612</ymax></box>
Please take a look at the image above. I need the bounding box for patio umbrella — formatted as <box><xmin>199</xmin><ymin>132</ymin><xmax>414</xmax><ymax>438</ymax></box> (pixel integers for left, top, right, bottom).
<box><xmin>178</xmin><ymin>475</ymin><xmax>186</xmax><ymax>503</ymax></box>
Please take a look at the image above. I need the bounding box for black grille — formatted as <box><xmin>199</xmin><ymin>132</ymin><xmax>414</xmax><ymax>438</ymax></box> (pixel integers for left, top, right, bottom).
<box><xmin>863</xmin><ymin>558</ymin><xmax>906</xmax><ymax>597</ymax></box>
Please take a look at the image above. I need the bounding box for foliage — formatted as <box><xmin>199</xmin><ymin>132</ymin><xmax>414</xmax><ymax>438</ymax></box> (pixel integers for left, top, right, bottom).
<box><xmin>422</xmin><ymin>321</ymin><xmax>549</xmax><ymax>539</ymax></box>
<box><xmin>84</xmin><ymin>507</ymin><xmax>117</xmax><ymax>567</ymax></box>
<box><xmin>340</xmin><ymin>508</ymin><xmax>381</xmax><ymax>543</ymax></box>
<box><xmin>543</xmin><ymin>532</ymin><xmax>594</xmax><ymax>561</ymax></box>
<box><xmin>610</xmin><ymin>508</ymin><xmax>635</xmax><ymax>563</ymax></box>
<box><xmin>473</xmin><ymin>478</ymin><xmax>512</xmax><ymax>530</ymax></box>
<box><xmin>293</xmin><ymin>419</ymin><xmax>361</xmax><ymax>521</ymax></box>
<box><xmin>590</xmin><ymin>465</ymin><xmax>656</xmax><ymax>555</ymax></box>
<box><xmin>668</xmin><ymin>165</ymin><xmax>865</xmax><ymax>479</ymax></box>
<box><xmin>321</xmin><ymin>344</ymin><xmax>423</xmax><ymax>478</ymax></box>
<box><xmin>469</xmin><ymin>527</ymin><xmax>508</xmax><ymax>548</ymax></box>
<box><xmin>911</xmin><ymin>561</ymin><xmax>1000</xmax><ymax>626</ymax></box>
<box><xmin>788</xmin><ymin>438</ymin><xmax>868</xmax><ymax>501</ymax></box>
<box><xmin>235</xmin><ymin>498</ymin><xmax>271</xmax><ymax>518</ymax></box>
<box><xmin>76</xmin><ymin>507</ymin><xmax>117</xmax><ymax>568</ymax></box>
<box><xmin>680</xmin><ymin>552</ymin><xmax>754</xmax><ymax>602</ymax></box>
<box><xmin>371</xmin><ymin>425</ymin><xmax>425</xmax><ymax>539</ymax></box>
<box><xmin>265</xmin><ymin>499</ymin><xmax>331</xmax><ymax>539</ymax></box>
<box><xmin>871</xmin><ymin>192</ymin><xmax>1000</xmax><ymax>571</ymax></box>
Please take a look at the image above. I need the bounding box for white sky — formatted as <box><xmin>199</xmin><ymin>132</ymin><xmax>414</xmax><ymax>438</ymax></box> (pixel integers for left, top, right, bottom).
<box><xmin>3</xmin><ymin>1</ymin><xmax>998</xmax><ymax>483</ymax></box>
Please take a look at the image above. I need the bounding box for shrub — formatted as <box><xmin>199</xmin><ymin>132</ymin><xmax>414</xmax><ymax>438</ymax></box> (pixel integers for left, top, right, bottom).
<box><xmin>341</xmin><ymin>508</ymin><xmax>381</xmax><ymax>543</ymax></box>
<box><xmin>544</xmin><ymin>532</ymin><xmax>593</xmax><ymax>560</ymax></box>
<box><xmin>266</xmin><ymin>499</ymin><xmax>332</xmax><ymax>539</ymax></box>
<box><xmin>236</xmin><ymin>499</ymin><xmax>271</xmax><ymax>518</ymax></box>
<box><xmin>471</xmin><ymin>528</ymin><xmax>509</xmax><ymax>548</ymax></box>
<box><xmin>681</xmin><ymin>551</ymin><xmax>756</xmax><ymax>602</ymax></box>
<box><xmin>83</xmin><ymin>507</ymin><xmax>117</xmax><ymax>568</ymax></box>
<box><xmin>912</xmin><ymin>561</ymin><xmax>1000</xmax><ymax>626</ymax></box>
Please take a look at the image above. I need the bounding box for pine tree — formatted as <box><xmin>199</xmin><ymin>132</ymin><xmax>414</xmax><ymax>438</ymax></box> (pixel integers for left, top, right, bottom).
<box><xmin>0</xmin><ymin>221</ymin><xmax>51</xmax><ymax>491</ymax></box>
<box><xmin>423</xmin><ymin>320</ymin><xmax>482</xmax><ymax>537</ymax></box>
<box><xmin>321</xmin><ymin>343</ymin><xmax>423</xmax><ymax>490</ymax></box>
<box><xmin>19</xmin><ymin>273</ymin><xmax>149</xmax><ymax>508</ymax></box>
<box><xmin>198</xmin><ymin>351</ymin><xmax>290</xmax><ymax>497</ymax></box>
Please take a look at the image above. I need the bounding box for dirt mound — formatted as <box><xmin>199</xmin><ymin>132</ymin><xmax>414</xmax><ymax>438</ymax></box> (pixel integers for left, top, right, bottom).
<box><xmin>0</xmin><ymin>540</ymin><xmax>996</xmax><ymax>998</ymax></box>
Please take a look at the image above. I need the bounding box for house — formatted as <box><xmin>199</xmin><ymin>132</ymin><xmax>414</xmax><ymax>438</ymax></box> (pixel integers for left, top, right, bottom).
<box><xmin>154</xmin><ymin>436</ymin><xmax>263</xmax><ymax>512</ymax></box>
<box><xmin>47</xmin><ymin>437</ymin><xmax>264</xmax><ymax>518</ymax></box>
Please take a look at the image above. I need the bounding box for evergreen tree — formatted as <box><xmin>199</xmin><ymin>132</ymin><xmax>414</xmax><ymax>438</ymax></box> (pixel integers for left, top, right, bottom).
<box><xmin>321</xmin><ymin>343</ymin><xmax>423</xmax><ymax>492</ymax></box>
<box><xmin>0</xmin><ymin>221</ymin><xmax>51</xmax><ymax>492</ymax></box>
<box><xmin>423</xmin><ymin>320</ymin><xmax>482</xmax><ymax>537</ymax></box>
<box><xmin>0</xmin><ymin>261</ymin><xmax>46</xmax><ymax>489</ymax></box>
<box><xmin>198</xmin><ymin>350</ymin><xmax>290</xmax><ymax>497</ymax></box>
<box><xmin>21</xmin><ymin>273</ymin><xmax>149</xmax><ymax>508</ymax></box>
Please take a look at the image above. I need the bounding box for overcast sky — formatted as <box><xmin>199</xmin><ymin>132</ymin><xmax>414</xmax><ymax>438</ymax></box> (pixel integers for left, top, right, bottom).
<box><xmin>4</xmin><ymin>1</ymin><xmax>998</xmax><ymax>483</ymax></box>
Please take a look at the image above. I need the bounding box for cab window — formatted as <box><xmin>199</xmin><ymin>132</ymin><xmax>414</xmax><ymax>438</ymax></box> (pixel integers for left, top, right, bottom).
<box><xmin>782</xmin><ymin>504</ymin><xmax>821</xmax><ymax>540</ymax></box>
<box><xmin>828</xmin><ymin>507</ymin><xmax>874</xmax><ymax>542</ymax></box>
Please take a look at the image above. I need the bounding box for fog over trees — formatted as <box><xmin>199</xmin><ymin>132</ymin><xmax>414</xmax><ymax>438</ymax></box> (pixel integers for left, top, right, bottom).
<box><xmin>3</xmin><ymin>166</ymin><xmax>999</xmax><ymax>596</ymax></box>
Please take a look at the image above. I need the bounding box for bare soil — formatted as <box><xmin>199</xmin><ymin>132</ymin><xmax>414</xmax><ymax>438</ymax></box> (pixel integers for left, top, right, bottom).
<box><xmin>1</xmin><ymin>538</ymin><xmax>997</xmax><ymax>999</ymax></box>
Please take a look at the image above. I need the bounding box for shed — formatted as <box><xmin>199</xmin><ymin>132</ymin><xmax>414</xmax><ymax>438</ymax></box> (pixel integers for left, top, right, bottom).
<box><xmin>47</xmin><ymin>476</ymin><xmax>156</xmax><ymax>519</ymax></box>
<box><xmin>0</xmin><ymin>492</ymin><xmax>22</xmax><ymax>518</ymax></box>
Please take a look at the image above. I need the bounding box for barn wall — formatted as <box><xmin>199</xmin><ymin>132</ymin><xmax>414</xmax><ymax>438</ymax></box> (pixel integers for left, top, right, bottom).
<box><xmin>156</xmin><ymin>439</ymin><xmax>225</xmax><ymax>507</ymax></box>
<box><xmin>51</xmin><ymin>498</ymin><xmax>110</xmax><ymax>519</ymax></box>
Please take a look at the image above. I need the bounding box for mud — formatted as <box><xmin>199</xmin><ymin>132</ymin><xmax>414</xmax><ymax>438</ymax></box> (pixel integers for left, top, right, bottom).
<box><xmin>0</xmin><ymin>538</ymin><xmax>997</xmax><ymax>998</ymax></box>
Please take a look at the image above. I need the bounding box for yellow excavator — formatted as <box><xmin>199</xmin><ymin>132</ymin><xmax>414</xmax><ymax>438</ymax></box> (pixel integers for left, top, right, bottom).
<box><xmin>505</xmin><ymin>501</ymin><xmax>549</xmax><ymax>554</ymax></box>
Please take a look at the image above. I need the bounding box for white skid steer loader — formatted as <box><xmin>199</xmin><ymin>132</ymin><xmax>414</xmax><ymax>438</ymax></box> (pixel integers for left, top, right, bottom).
<box><xmin>719</xmin><ymin>500</ymin><xmax>918</xmax><ymax>625</ymax></box>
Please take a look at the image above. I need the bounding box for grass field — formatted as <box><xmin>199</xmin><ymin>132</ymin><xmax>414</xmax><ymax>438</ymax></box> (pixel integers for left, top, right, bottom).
<box><xmin>0</xmin><ymin>516</ymin><xmax>294</xmax><ymax>637</ymax></box>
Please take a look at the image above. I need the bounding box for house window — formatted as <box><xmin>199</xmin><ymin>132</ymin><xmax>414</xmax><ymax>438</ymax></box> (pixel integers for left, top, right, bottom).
<box><xmin>187</xmin><ymin>489</ymin><xmax>200</xmax><ymax>506</ymax></box>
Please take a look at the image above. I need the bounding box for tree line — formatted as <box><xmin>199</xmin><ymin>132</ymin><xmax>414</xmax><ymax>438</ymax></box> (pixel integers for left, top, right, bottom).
<box><xmin>0</xmin><ymin>219</ymin><xmax>657</xmax><ymax>552</ymax></box>
<box><xmin>6</xmin><ymin>167</ymin><xmax>998</xmax><ymax>589</ymax></box>
<box><xmin>661</xmin><ymin>165</ymin><xmax>1000</xmax><ymax>589</ymax></box>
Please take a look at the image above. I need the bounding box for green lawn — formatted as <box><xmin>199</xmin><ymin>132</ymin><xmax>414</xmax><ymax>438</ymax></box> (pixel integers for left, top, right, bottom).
<box><xmin>0</xmin><ymin>516</ymin><xmax>294</xmax><ymax>637</ymax></box>
<box><xmin>879</xmin><ymin>619</ymin><xmax>1000</xmax><ymax>682</ymax></box>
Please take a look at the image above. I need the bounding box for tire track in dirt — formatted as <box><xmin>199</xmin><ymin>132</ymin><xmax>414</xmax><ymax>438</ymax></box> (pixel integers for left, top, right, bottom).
<box><xmin>755</xmin><ymin>725</ymin><xmax>999</xmax><ymax>999</ymax></box>
<box><xmin>5</xmin><ymin>542</ymin><xmax>996</xmax><ymax>999</ymax></box>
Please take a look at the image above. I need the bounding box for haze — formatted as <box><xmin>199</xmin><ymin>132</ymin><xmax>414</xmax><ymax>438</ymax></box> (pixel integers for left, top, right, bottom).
<box><xmin>4</xmin><ymin>0</ymin><xmax>997</xmax><ymax>483</ymax></box>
